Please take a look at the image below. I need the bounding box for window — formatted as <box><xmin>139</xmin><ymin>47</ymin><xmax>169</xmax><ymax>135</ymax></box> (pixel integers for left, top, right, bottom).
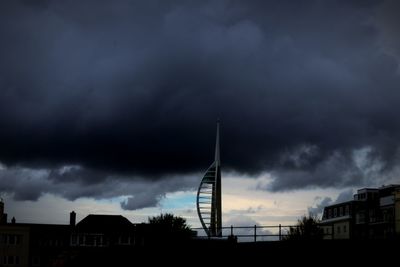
<box><xmin>369</xmin><ymin>209</ymin><xmax>376</xmax><ymax>223</ymax></box>
<box><xmin>8</xmin><ymin>255</ymin><xmax>14</xmax><ymax>265</ymax></box>
<box><xmin>9</xmin><ymin>235</ymin><xmax>15</xmax><ymax>245</ymax></box>
<box><xmin>339</xmin><ymin>207</ymin><xmax>343</xmax><ymax>216</ymax></box>
<box><xmin>85</xmin><ymin>235</ymin><xmax>95</xmax><ymax>246</ymax></box>
<box><xmin>345</xmin><ymin>205</ymin><xmax>349</xmax><ymax>215</ymax></box>
<box><xmin>33</xmin><ymin>256</ymin><xmax>41</xmax><ymax>266</ymax></box>
<box><xmin>94</xmin><ymin>235</ymin><xmax>102</xmax><ymax>246</ymax></box>
<box><xmin>343</xmin><ymin>225</ymin><xmax>347</xmax><ymax>233</ymax></box>
<box><xmin>334</xmin><ymin>208</ymin><xmax>337</xmax><ymax>217</ymax></box>
<box><xmin>328</xmin><ymin>209</ymin><xmax>332</xmax><ymax>218</ymax></box>
<box><xmin>71</xmin><ymin>235</ymin><xmax>77</xmax><ymax>246</ymax></box>
<box><xmin>337</xmin><ymin>226</ymin><xmax>341</xmax><ymax>234</ymax></box>
<box><xmin>78</xmin><ymin>235</ymin><xmax>84</xmax><ymax>245</ymax></box>
<box><xmin>356</xmin><ymin>213</ymin><xmax>365</xmax><ymax>224</ymax></box>
<box><xmin>119</xmin><ymin>235</ymin><xmax>130</xmax><ymax>245</ymax></box>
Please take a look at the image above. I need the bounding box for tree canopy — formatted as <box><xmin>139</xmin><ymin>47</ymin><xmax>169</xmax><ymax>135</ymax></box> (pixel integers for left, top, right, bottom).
<box><xmin>284</xmin><ymin>214</ymin><xmax>324</xmax><ymax>240</ymax></box>
<box><xmin>148</xmin><ymin>213</ymin><xmax>193</xmax><ymax>240</ymax></box>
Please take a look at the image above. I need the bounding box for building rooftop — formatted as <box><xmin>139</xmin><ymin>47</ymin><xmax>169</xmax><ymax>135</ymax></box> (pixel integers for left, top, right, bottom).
<box><xmin>76</xmin><ymin>214</ymin><xmax>133</xmax><ymax>233</ymax></box>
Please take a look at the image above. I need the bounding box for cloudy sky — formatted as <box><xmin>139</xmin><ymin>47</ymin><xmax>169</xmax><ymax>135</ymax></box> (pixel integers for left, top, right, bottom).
<box><xmin>1</xmin><ymin>0</ymin><xmax>400</xmax><ymax>232</ymax></box>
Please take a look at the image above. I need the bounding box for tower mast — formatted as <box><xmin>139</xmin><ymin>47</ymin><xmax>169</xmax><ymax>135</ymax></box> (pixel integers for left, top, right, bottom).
<box><xmin>215</xmin><ymin>120</ymin><xmax>222</xmax><ymax>236</ymax></box>
<box><xmin>196</xmin><ymin>120</ymin><xmax>222</xmax><ymax>237</ymax></box>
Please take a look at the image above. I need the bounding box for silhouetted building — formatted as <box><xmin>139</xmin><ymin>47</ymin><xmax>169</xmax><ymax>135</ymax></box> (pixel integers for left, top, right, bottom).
<box><xmin>321</xmin><ymin>184</ymin><xmax>400</xmax><ymax>239</ymax></box>
<box><xmin>0</xmin><ymin>200</ymin><xmax>75</xmax><ymax>266</ymax></box>
<box><xmin>197</xmin><ymin>120</ymin><xmax>222</xmax><ymax>237</ymax></box>
<box><xmin>0</xmin><ymin>221</ymin><xmax>71</xmax><ymax>267</ymax></box>
<box><xmin>71</xmin><ymin>214</ymin><xmax>135</xmax><ymax>247</ymax></box>
<box><xmin>28</xmin><ymin>223</ymin><xmax>71</xmax><ymax>266</ymax></box>
<box><xmin>0</xmin><ymin>223</ymin><xmax>29</xmax><ymax>266</ymax></box>
<box><xmin>0</xmin><ymin>197</ymin><xmax>220</xmax><ymax>267</ymax></box>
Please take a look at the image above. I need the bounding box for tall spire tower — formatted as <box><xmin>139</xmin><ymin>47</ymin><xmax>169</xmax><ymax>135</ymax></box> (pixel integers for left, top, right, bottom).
<box><xmin>196</xmin><ymin>120</ymin><xmax>222</xmax><ymax>237</ymax></box>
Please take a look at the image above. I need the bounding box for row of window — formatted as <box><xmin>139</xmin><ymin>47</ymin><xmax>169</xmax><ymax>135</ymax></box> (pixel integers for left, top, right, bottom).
<box><xmin>34</xmin><ymin>239</ymin><xmax>65</xmax><ymax>247</ymax></box>
<box><xmin>356</xmin><ymin>192</ymin><xmax>378</xmax><ymax>201</ymax></box>
<box><xmin>324</xmin><ymin>205</ymin><xmax>350</xmax><ymax>219</ymax></box>
<box><xmin>71</xmin><ymin>234</ymin><xmax>133</xmax><ymax>246</ymax></box>
<box><xmin>0</xmin><ymin>234</ymin><xmax>22</xmax><ymax>245</ymax></box>
<box><xmin>71</xmin><ymin>234</ymin><xmax>105</xmax><ymax>246</ymax></box>
<box><xmin>337</xmin><ymin>225</ymin><xmax>347</xmax><ymax>234</ymax></box>
<box><xmin>2</xmin><ymin>255</ymin><xmax>20</xmax><ymax>266</ymax></box>
<box><xmin>324</xmin><ymin>225</ymin><xmax>347</xmax><ymax>234</ymax></box>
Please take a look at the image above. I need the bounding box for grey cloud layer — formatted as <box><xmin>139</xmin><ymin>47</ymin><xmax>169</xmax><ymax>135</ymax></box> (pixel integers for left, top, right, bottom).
<box><xmin>0</xmin><ymin>164</ymin><xmax>198</xmax><ymax>210</ymax></box>
<box><xmin>1</xmin><ymin>0</ymin><xmax>400</xmax><ymax>201</ymax></box>
<box><xmin>308</xmin><ymin>189</ymin><xmax>354</xmax><ymax>215</ymax></box>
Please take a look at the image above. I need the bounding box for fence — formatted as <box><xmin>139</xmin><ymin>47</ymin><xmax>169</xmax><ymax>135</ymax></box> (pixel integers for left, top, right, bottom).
<box><xmin>193</xmin><ymin>224</ymin><xmax>333</xmax><ymax>242</ymax></box>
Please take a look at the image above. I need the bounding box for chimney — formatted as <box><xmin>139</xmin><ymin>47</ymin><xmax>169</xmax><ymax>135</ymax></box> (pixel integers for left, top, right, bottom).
<box><xmin>11</xmin><ymin>217</ymin><xmax>16</xmax><ymax>224</ymax></box>
<box><xmin>0</xmin><ymin>198</ymin><xmax>7</xmax><ymax>224</ymax></box>
<box><xmin>70</xmin><ymin>211</ymin><xmax>76</xmax><ymax>227</ymax></box>
<box><xmin>0</xmin><ymin>198</ymin><xmax>4</xmax><ymax>215</ymax></box>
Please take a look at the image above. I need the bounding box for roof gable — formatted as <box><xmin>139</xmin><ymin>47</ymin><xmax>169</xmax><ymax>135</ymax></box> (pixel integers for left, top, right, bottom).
<box><xmin>76</xmin><ymin>215</ymin><xmax>133</xmax><ymax>232</ymax></box>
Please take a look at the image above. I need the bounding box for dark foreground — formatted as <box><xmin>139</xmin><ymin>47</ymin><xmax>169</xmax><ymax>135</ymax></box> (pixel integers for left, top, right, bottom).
<box><xmin>67</xmin><ymin>239</ymin><xmax>399</xmax><ymax>266</ymax></box>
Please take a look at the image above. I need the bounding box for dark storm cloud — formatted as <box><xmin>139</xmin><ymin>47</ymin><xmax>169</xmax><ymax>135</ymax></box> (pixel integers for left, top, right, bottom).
<box><xmin>375</xmin><ymin>0</ymin><xmax>400</xmax><ymax>63</ymax></box>
<box><xmin>1</xmin><ymin>0</ymin><xmax>400</xmax><ymax>200</ymax></box>
<box><xmin>120</xmin><ymin>193</ymin><xmax>161</xmax><ymax>210</ymax></box>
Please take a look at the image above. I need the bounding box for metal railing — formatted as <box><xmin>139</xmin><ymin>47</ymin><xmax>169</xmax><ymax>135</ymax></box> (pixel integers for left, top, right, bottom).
<box><xmin>192</xmin><ymin>224</ymin><xmax>333</xmax><ymax>242</ymax></box>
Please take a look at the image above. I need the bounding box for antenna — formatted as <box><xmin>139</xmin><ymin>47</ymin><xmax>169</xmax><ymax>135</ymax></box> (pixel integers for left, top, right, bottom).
<box><xmin>215</xmin><ymin>119</ymin><xmax>221</xmax><ymax>164</ymax></box>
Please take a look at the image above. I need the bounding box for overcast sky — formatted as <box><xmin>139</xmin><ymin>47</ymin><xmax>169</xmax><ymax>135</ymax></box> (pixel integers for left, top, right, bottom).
<box><xmin>1</xmin><ymin>0</ymin><xmax>400</xmax><ymax>228</ymax></box>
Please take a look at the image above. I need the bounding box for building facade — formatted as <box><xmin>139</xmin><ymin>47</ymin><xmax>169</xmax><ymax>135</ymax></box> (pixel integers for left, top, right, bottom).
<box><xmin>1</xmin><ymin>201</ymin><xmax>73</xmax><ymax>267</ymax></box>
<box><xmin>1</xmin><ymin>200</ymin><xmax>194</xmax><ymax>266</ymax></box>
<box><xmin>0</xmin><ymin>223</ymin><xmax>30</xmax><ymax>267</ymax></box>
<box><xmin>320</xmin><ymin>184</ymin><xmax>400</xmax><ymax>239</ymax></box>
<box><xmin>70</xmin><ymin>214</ymin><xmax>136</xmax><ymax>247</ymax></box>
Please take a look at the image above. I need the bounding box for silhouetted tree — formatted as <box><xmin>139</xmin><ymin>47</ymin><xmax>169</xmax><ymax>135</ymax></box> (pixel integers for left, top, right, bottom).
<box><xmin>148</xmin><ymin>213</ymin><xmax>193</xmax><ymax>241</ymax></box>
<box><xmin>284</xmin><ymin>214</ymin><xmax>323</xmax><ymax>240</ymax></box>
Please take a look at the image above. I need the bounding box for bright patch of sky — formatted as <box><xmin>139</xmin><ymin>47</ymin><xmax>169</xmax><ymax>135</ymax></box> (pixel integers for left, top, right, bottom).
<box><xmin>2</xmin><ymin>172</ymin><xmax>354</xmax><ymax>232</ymax></box>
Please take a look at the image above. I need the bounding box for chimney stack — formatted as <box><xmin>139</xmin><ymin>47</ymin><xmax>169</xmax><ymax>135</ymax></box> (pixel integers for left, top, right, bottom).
<box><xmin>0</xmin><ymin>198</ymin><xmax>3</xmax><ymax>215</ymax></box>
<box><xmin>70</xmin><ymin>211</ymin><xmax>76</xmax><ymax>227</ymax></box>
<box><xmin>0</xmin><ymin>198</ymin><xmax>7</xmax><ymax>224</ymax></box>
